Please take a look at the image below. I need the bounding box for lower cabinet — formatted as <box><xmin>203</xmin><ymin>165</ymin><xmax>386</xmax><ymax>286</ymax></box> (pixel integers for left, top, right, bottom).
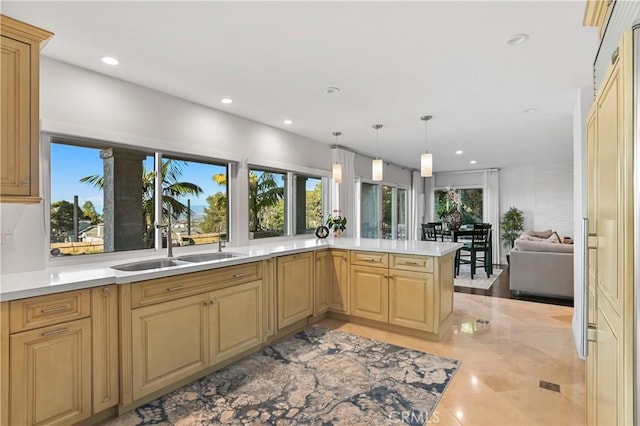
<box><xmin>130</xmin><ymin>280</ymin><xmax>263</xmax><ymax>400</ymax></box>
<box><xmin>277</xmin><ymin>252</ymin><xmax>313</xmax><ymax>329</ymax></box>
<box><xmin>10</xmin><ymin>318</ymin><xmax>92</xmax><ymax>425</ymax></box>
<box><xmin>350</xmin><ymin>265</ymin><xmax>389</xmax><ymax>322</ymax></box>
<box><xmin>314</xmin><ymin>249</ymin><xmax>350</xmax><ymax>315</ymax></box>
<box><xmin>4</xmin><ymin>286</ymin><xmax>118</xmax><ymax>425</ymax></box>
<box><xmin>389</xmin><ymin>270</ymin><xmax>434</xmax><ymax>332</ymax></box>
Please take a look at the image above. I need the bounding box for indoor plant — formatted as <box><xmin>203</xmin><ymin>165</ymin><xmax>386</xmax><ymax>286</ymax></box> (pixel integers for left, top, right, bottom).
<box><xmin>500</xmin><ymin>206</ymin><xmax>524</xmax><ymax>263</ymax></box>
<box><xmin>326</xmin><ymin>210</ymin><xmax>347</xmax><ymax>237</ymax></box>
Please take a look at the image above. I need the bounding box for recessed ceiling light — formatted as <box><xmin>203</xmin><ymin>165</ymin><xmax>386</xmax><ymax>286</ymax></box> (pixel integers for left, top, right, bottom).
<box><xmin>283</xmin><ymin>119</ymin><xmax>293</xmax><ymax>125</ymax></box>
<box><xmin>524</xmin><ymin>107</ymin><xmax>538</xmax><ymax>113</ymax></box>
<box><xmin>221</xmin><ymin>98</ymin><xmax>233</xmax><ymax>104</ymax></box>
<box><xmin>470</xmin><ymin>160</ymin><xmax>477</xmax><ymax>165</ymax></box>
<box><xmin>101</xmin><ymin>56</ymin><xmax>119</xmax><ymax>66</ymax></box>
<box><xmin>324</xmin><ymin>87</ymin><xmax>340</xmax><ymax>94</ymax></box>
<box><xmin>455</xmin><ymin>150</ymin><xmax>463</xmax><ymax>155</ymax></box>
<box><xmin>507</xmin><ymin>34</ymin><xmax>530</xmax><ymax>46</ymax></box>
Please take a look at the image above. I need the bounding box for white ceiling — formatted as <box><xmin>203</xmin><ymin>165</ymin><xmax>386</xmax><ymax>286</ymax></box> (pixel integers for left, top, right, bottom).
<box><xmin>3</xmin><ymin>1</ymin><xmax>597</xmax><ymax>173</ymax></box>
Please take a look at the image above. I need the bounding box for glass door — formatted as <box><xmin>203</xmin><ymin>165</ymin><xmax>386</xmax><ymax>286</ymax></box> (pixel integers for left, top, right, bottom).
<box><xmin>360</xmin><ymin>182</ymin><xmax>379</xmax><ymax>238</ymax></box>
<box><xmin>361</xmin><ymin>183</ymin><xmax>408</xmax><ymax>240</ymax></box>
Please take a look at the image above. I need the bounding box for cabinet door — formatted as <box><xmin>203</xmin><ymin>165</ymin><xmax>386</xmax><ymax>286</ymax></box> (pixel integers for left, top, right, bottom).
<box><xmin>91</xmin><ymin>285</ymin><xmax>119</xmax><ymax>412</ymax></box>
<box><xmin>210</xmin><ymin>280</ymin><xmax>263</xmax><ymax>364</ymax></box>
<box><xmin>328</xmin><ymin>250</ymin><xmax>350</xmax><ymax>313</ymax></box>
<box><xmin>314</xmin><ymin>251</ymin><xmax>331</xmax><ymax>315</ymax></box>
<box><xmin>350</xmin><ymin>265</ymin><xmax>388</xmax><ymax>322</ymax></box>
<box><xmin>277</xmin><ymin>253</ymin><xmax>313</xmax><ymax>329</ymax></box>
<box><xmin>10</xmin><ymin>318</ymin><xmax>92</xmax><ymax>425</ymax></box>
<box><xmin>0</xmin><ymin>35</ymin><xmax>31</xmax><ymax>197</ymax></box>
<box><xmin>131</xmin><ymin>293</ymin><xmax>210</xmax><ymax>399</ymax></box>
<box><xmin>389</xmin><ymin>270</ymin><xmax>434</xmax><ymax>332</ymax></box>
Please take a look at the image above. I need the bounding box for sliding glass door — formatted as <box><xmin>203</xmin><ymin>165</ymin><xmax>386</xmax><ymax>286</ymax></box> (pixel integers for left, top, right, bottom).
<box><xmin>361</xmin><ymin>182</ymin><xmax>408</xmax><ymax>240</ymax></box>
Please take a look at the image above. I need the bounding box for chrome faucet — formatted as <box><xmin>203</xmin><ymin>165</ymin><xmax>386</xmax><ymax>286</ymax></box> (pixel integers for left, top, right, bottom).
<box><xmin>156</xmin><ymin>204</ymin><xmax>173</xmax><ymax>258</ymax></box>
<box><xmin>218</xmin><ymin>224</ymin><xmax>226</xmax><ymax>252</ymax></box>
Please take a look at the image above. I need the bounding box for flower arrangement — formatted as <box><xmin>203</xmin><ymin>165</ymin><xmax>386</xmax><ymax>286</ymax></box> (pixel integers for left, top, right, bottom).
<box><xmin>444</xmin><ymin>186</ymin><xmax>461</xmax><ymax>211</ymax></box>
<box><xmin>326</xmin><ymin>209</ymin><xmax>347</xmax><ymax>233</ymax></box>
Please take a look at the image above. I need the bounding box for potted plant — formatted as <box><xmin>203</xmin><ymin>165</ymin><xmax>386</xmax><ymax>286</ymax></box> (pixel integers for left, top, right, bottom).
<box><xmin>500</xmin><ymin>206</ymin><xmax>524</xmax><ymax>264</ymax></box>
<box><xmin>326</xmin><ymin>210</ymin><xmax>347</xmax><ymax>237</ymax></box>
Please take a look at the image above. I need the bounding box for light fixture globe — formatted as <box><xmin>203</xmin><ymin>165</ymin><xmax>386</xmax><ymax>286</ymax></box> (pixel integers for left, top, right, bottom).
<box><xmin>420</xmin><ymin>115</ymin><xmax>433</xmax><ymax>177</ymax></box>
<box><xmin>372</xmin><ymin>124</ymin><xmax>384</xmax><ymax>181</ymax></box>
<box><xmin>331</xmin><ymin>131</ymin><xmax>343</xmax><ymax>184</ymax></box>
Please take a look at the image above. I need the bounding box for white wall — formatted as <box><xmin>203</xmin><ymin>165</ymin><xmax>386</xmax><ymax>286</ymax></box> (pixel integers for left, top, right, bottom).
<box><xmin>1</xmin><ymin>58</ymin><xmax>332</xmax><ymax>274</ymax></box>
<box><xmin>499</xmin><ymin>161</ymin><xmax>574</xmax><ymax>262</ymax></box>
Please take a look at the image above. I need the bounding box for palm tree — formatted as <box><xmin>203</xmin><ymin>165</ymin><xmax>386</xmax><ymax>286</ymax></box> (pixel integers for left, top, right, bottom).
<box><xmin>81</xmin><ymin>159</ymin><xmax>203</xmax><ymax>232</ymax></box>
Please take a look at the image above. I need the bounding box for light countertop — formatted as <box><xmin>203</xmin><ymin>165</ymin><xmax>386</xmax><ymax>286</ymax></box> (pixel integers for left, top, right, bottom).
<box><xmin>0</xmin><ymin>237</ymin><xmax>461</xmax><ymax>301</ymax></box>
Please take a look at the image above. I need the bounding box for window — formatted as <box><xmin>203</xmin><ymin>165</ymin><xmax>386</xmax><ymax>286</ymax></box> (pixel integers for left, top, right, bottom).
<box><xmin>434</xmin><ymin>187</ymin><xmax>483</xmax><ymax>225</ymax></box>
<box><xmin>248</xmin><ymin>167</ymin><xmax>286</xmax><ymax>239</ymax></box>
<box><xmin>50</xmin><ymin>141</ymin><xmax>230</xmax><ymax>257</ymax></box>
<box><xmin>361</xmin><ymin>182</ymin><xmax>408</xmax><ymax>240</ymax></box>
<box><xmin>162</xmin><ymin>156</ymin><xmax>228</xmax><ymax>247</ymax></box>
<box><xmin>50</xmin><ymin>141</ymin><xmax>154</xmax><ymax>256</ymax></box>
<box><xmin>294</xmin><ymin>175</ymin><xmax>322</xmax><ymax>235</ymax></box>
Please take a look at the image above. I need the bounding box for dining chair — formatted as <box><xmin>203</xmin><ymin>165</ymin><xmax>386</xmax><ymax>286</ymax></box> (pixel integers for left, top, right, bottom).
<box><xmin>455</xmin><ymin>223</ymin><xmax>492</xmax><ymax>279</ymax></box>
<box><xmin>427</xmin><ymin>222</ymin><xmax>444</xmax><ymax>241</ymax></box>
<box><xmin>421</xmin><ymin>223</ymin><xmax>438</xmax><ymax>242</ymax></box>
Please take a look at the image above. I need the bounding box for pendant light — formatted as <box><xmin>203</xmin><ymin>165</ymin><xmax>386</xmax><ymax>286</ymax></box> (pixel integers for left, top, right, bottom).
<box><xmin>372</xmin><ymin>124</ymin><xmax>383</xmax><ymax>181</ymax></box>
<box><xmin>420</xmin><ymin>115</ymin><xmax>433</xmax><ymax>177</ymax></box>
<box><xmin>331</xmin><ymin>131</ymin><xmax>343</xmax><ymax>184</ymax></box>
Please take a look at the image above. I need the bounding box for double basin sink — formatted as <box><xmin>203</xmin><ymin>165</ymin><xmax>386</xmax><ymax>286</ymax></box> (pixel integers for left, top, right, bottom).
<box><xmin>111</xmin><ymin>252</ymin><xmax>242</xmax><ymax>271</ymax></box>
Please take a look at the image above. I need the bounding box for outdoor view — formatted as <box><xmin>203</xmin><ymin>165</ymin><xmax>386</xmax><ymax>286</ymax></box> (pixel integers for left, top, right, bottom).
<box><xmin>50</xmin><ymin>141</ymin><xmax>228</xmax><ymax>256</ymax></box>
<box><xmin>50</xmin><ymin>142</ymin><xmax>324</xmax><ymax>255</ymax></box>
<box><xmin>434</xmin><ymin>187</ymin><xmax>483</xmax><ymax>226</ymax></box>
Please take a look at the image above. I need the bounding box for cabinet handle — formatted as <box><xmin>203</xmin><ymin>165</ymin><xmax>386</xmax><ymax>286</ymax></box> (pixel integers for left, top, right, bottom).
<box><xmin>41</xmin><ymin>306</ymin><xmax>69</xmax><ymax>314</ymax></box>
<box><xmin>21</xmin><ymin>180</ymin><xmax>30</xmax><ymax>186</ymax></box>
<box><xmin>403</xmin><ymin>261</ymin><xmax>419</xmax><ymax>265</ymax></box>
<box><xmin>361</xmin><ymin>257</ymin><xmax>375</xmax><ymax>261</ymax></box>
<box><xmin>42</xmin><ymin>327</ymin><xmax>69</xmax><ymax>337</ymax></box>
<box><xmin>233</xmin><ymin>273</ymin><xmax>247</xmax><ymax>278</ymax></box>
<box><xmin>167</xmin><ymin>286</ymin><xmax>184</xmax><ymax>292</ymax></box>
<box><xmin>103</xmin><ymin>287</ymin><xmax>110</xmax><ymax>294</ymax></box>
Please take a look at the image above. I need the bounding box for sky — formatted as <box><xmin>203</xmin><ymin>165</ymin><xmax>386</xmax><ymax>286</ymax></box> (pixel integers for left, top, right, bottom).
<box><xmin>51</xmin><ymin>143</ymin><xmax>319</xmax><ymax>215</ymax></box>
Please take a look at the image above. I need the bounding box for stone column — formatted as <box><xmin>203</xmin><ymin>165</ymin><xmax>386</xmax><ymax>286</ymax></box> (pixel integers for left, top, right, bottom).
<box><xmin>100</xmin><ymin>148</ymin><xmax>146</xmax><ymax>252</ymax></box>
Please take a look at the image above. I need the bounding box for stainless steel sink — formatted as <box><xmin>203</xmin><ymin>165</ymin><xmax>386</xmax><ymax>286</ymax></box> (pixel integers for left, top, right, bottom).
<box><xmin>176</xmin><ymin>252</ymin><xmax>243</xmax><ymax>263</ymax></box>
<box><xmin>111</xmin><ymin>258</ymin><xmax>190</xmax><ymax>271</ymax></box>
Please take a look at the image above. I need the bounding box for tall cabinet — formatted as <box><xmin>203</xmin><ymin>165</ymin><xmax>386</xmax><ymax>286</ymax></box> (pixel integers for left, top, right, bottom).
<box><xmin>0</xmin><ymin>15</ymin><xmax>52</xmax><ymax>202</ymax></box>
<box><xmin>585</xmin><ymin>30</ymin><xmax>634</xmax><ymax>426</ymax></box>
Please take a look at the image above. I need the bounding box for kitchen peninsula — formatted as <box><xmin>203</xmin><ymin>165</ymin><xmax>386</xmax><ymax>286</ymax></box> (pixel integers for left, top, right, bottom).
<box><xmin>0</xmin><ymin>237</ymin><xmax>460</xmax><ymax>425</ymax></box>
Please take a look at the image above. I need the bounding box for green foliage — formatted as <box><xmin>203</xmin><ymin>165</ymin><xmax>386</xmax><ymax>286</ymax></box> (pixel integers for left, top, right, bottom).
<box><xmin>326</xmin><ymin>210</ymin><xmax>347</xmax><ymax>232</ymax></box>
<box><xmin>500</xmin><ymin>206</ymin><xmax>525</xmax><ymax>250</ymax></box>
<box><xmin>50</xmin><ymin>200</ymin><xmax>82</xmax><ymax>243</ymax></box>
<box><xmin>81</xmin><ymin>201</ymin><xmax>101</xmax><ymax>225</ymax></box>
<box><xmin>305</xmin><ymin>182</ymin><xmax>322</xmax><ymax>229</ymax></box>
<box><xmin>248</xmin><ymin>171</ymin><xmax>284</xmax><ymax>233</ymax></box>
<box><xmin>201</xmin><ymin>192</ymin><xmax>227</xmax><ymax>233</ymax></box>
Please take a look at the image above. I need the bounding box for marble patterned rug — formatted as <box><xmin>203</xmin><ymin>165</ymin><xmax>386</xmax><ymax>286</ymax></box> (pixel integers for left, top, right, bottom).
<box><xmin>454</xmin><ymin>265</ymin><xmax>503</xmax><ymax>290</ymax></box>
<box><xmin>107</xmin><ymin>325</ymin><xmax>460</xmax><ymax>425</ymax></box>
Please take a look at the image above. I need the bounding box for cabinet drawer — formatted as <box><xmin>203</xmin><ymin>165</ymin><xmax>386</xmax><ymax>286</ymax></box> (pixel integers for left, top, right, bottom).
<box><xmin>132</xmin><ymin>262</ymin><xmax>261</xmax><ymax>308</ymax></box>
<box><xmin>350</xmin><ymin>251</ymin><xmax>388</xmax><ymax>268</ymax></box>
<box><xmin>9</xmin><ymin>290</ymin><xmax>91</xmax><ymax>333</ymax></box>
<box><xmin>390</xmin><ymin>254</ymin><xmax>433</xmax><ymax>273</ymax></box>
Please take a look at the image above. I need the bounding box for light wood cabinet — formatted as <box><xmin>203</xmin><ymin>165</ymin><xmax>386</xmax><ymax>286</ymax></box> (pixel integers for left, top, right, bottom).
<box><xmin>91</xmin><ymin>285</ymin><xmax>119</xmax><ymax>412</ymax></box>
<box><xmin>277</xmin><ymin>252</ymin><xmax>313</xmax><ymax>329</ymax></box>
<box><xmin>585</xmin><ymin>31</ymin><xmax>634</xmax><ymax>426</ymax></box>
<box><xmin>210</xmin><ymin>280</ymin><xmax>262</xmax><ymax>364</ymax></box>
<box><xmin>314</xmin><ymin>249</ymin><xmax>349</xmax><ymax>315</ymax></box>
<box><xmin>0</xmin><ymin>15</ymin><xmax>52</xmax><ymax>202</ymax></box>
<box><xmin>389</xmin><ymin>270</ymin><xmax>434</xmax><ymax>332</ymax></box>
<box><xmin>583</xmin><ymin>0</ymin><xmax>614</xmax><ymax>40</ymax></box>
<box><xmin>131</xmin><ymin>293</ymin><xmax>210</xmax><ymax>399</ymax></box>
<box><xmin>124</xmin><ymin>264</ymin><xmax>265</xmax><ymax>401</ymax></box>
<box><xmin>10</xmin><ymin>318</ymin><xmax>92</xmax><ymax>425</ymax></box>
<box><xmin>350</xmin><ymin>264</ymin><xmax>388</xmax><ymax>322</ymax></box>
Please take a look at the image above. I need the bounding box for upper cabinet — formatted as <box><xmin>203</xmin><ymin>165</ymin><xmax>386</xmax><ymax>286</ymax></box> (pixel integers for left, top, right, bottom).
<box><xmin>583</xmin><ymin>0</ymin><xmax>614</xmax><ymax>40</ymax></box>
<box><xmin>0</xmin><ymin>15</ymin><xmax>52</xmax><ymax>203</ymax></box>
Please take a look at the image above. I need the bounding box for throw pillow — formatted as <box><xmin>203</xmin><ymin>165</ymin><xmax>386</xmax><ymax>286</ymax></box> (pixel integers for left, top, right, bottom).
<box><xmin>530</xmin><ymin>229</ymin><xmax>554</xmax><ymax>239</ymax></box>
<box><xmin>563</xmin><ymin>236</ymin><xmax>574</xmax><ymax>244</ymax></box>
<box><xmin>545</xmin><ymin>232</ymin><xmax>561</xmax><ymax>244</ymax></box>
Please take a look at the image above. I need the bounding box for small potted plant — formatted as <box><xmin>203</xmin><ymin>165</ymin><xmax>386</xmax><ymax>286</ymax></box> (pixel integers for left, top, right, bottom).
<box><xmin>326</xmin><ymin>209</ymin><xmax>347</xmax><ymax>237</ymax></box>
<box><xmin>500</xmin><ymin>206</ymin><xmax>524</xmax><ymax>264</ymax></box>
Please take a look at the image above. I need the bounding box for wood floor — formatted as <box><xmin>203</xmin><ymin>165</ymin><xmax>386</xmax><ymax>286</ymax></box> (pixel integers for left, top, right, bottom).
<box><xmin>454</xmin><ymin>264</ymin><xmax>574</xmax><ymax>307</ymax></box>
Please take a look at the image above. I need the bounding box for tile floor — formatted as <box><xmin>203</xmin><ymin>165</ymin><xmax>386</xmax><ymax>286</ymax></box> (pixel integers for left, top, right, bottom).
<box><xmin>320</xmin><ymin>293</ymin><xmax>585</xmax><ymax>425</ymax></box>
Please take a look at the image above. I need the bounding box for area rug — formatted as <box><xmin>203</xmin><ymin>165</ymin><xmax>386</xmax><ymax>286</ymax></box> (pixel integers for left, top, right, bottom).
<box><xmin>107</xmin><ymin>325</ymin><xmax>460</xmax><ymax>425</ymax></box>
<box><xmin>454</xmin><ymin>265</ymin><xmax>503</xmax><ymax>290</ymax></box>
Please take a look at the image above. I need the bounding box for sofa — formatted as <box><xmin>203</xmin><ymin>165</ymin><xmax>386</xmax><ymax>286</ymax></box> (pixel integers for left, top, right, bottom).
<box><xmin>509</xmin><ymin>230</ymin><xmax>574</xmax><ymax>299</ymax></box>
